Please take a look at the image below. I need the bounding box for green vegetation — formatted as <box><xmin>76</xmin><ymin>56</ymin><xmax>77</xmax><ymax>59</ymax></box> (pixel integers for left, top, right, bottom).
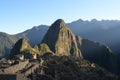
<box><xmin>23</xmin><ymin>47</ymin><xmax>39</xmax><ymax>54</ymax></box>
<box><xmin>76</xmin><ymin>60</ymin><xmax>90</xmax><ymax>67</ymax></box>
<box><xmin>38</xmin><ymin>43</ymin><xmax>52</xmax><ymax>55</ymax></box>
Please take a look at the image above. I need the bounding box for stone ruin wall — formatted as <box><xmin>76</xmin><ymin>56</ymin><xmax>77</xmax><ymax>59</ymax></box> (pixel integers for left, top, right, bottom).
<box><xmin>3</xmin><ymin>60</ymin><xmax>29</xmax><ymax>73</ymax></box>
<box><xmin>24</xmin><ymin>64</ymin><xmax>40</xmax><ymax>76</ymax></box>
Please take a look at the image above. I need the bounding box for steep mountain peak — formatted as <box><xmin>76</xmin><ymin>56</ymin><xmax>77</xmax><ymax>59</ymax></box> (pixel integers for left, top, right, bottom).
<box><xmin>19</xmin><ymin>38</ymin><xmax>27</xmax><ymax>44</ymax></box>
<box><xmin>10</xmin><ymin>38</ymin><xmax>31</xmax><ymax>58</ymax></box>
<box><xmin>42</xmin><ymin>19</ymin><xmax>83</xmax><ymax>58</ymax></box>
<box><xmin>54</xmin><ymin>19</ymin><xmax>65</xmax><ymax>24</ymax></box>
<box><xmin>17</xmin><ymin>38</ymin><xmax>31</xmax><ymax>50</ymax></box>
<box><xmin>51</xmin><ymin>19</ymin><xmax>67</xmax><ymax>29</ymax></box>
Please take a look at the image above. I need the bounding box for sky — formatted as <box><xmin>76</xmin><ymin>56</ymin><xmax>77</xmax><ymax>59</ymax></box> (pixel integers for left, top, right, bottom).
<box><xmin>0</xmin><ymin>0</ymin><xmax>120</xmax><ymax>34</ymax></box>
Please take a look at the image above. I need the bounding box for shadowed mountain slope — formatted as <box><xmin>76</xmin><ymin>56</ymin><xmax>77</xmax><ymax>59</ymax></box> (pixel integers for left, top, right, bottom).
<box><xmin>0</xmin><ymin>32</ymin><xmax>17</xmax><ymax>58</ymax></box>
<box><xmin>76</xmin><ymin>35</ymin><xmax>118</xmax><ymax>74</ymax></box>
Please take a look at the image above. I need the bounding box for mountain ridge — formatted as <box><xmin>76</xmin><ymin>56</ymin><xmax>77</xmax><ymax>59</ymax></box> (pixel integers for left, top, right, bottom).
<box><xmin>1</xmin><ymin>19</ymin><xmax>120</xmax><ymax>56</ymax></box>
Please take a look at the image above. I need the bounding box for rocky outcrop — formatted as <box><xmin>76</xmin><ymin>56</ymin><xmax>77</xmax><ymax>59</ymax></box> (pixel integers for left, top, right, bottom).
<box><xmin>42</xmin><ymin>19</ymin><xmax>83</xmax><ymax>58</ymax></box>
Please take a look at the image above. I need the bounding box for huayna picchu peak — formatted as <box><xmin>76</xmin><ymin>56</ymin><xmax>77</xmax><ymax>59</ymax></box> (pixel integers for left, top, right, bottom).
<box><xmin>42</xmin><ymin>19</ymin><xmax>83</xmax><ymax>58</ymax></box>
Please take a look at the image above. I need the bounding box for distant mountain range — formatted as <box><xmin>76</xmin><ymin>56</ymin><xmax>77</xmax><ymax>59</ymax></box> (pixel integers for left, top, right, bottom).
<box><xmin>68</xmin><ymin>19</ymin><xmax>120</xmax><ymax>55</ymax></box>
<box><xmin>15</xmin><ymin>25</ymin><xmax>49</xmax><ymax>46</ymax></box>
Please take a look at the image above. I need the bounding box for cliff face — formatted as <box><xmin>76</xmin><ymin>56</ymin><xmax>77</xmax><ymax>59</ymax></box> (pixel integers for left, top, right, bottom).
<box><xmin>42</xmin><ymin>19</ymin><xmax>83</xmax><ymax>58</ymax></box>
<box><xmin>76</xmin><ymin>35</ymin><xmax>118</xmax><ymax>74</ymax></box>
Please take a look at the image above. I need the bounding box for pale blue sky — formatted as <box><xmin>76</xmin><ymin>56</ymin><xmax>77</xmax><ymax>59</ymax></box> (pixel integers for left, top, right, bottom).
<box><xmin>0</xmin><ymin>0</ymin><xmax>120</xmax><ymax>34</ymax></box>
